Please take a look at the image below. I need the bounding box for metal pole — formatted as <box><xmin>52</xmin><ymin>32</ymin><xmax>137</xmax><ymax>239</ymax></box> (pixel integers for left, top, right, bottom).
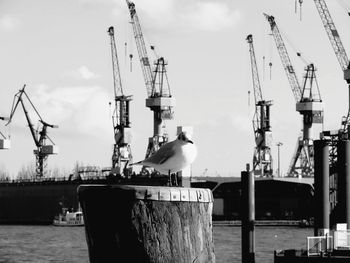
<box><xmin>314</xmin><ymin>140</ymin><xmax>329</xmax><ymax>236</ymax></box>
<box><xmin>241</xmin><ymin>164</ymin><xmax>255</xmax><ymax>263</ymax></box>
<box><xmin>277</xmin><ymin>142</ymin><xmax>283</xmax><ymax>177</ymax></box>
<box><xmin>278</xmin><ymin>145</ymin><xmax>280</xmax><ymax>178</ymax></box>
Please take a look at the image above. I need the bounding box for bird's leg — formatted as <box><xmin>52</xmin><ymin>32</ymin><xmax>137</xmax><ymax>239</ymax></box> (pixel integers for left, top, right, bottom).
<box><xmin>174</xmin><ymin>172</ymin><xmax>178</xmax><ymax>186</ymax></box>
<box><xmin>168</xmin><ymin>170</ymin><xmax>172</xmax><ymax>186</ymax></box>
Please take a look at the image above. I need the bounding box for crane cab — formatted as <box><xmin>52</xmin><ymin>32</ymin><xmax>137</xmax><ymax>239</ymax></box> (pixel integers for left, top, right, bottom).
<box><xmin>344</xmin><ymin>68</ymin><xmax>350</xmax><ymax>84</ymax></box>
<box><xmin>33</xmin><ymin>145</ymin><xmax>59</xmax><ymax>155</ymax></box>
<box><xmin>0</xmin><ymin>139</ymin><xmax>10</xmax><ymax>149</ymax></box>
<box><xmin>42</xmin><ymin>145</ymin><xmax>59</xmax><ymax>154</ymax></box>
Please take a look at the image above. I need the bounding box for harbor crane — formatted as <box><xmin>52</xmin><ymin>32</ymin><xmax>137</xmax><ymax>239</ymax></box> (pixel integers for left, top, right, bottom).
<box><xmin>108</xmin><ymin>26</ymin><xmax>133</xmax><ymax>177</ymax></box>
<box><xmin>0</xmin><ymin>116</ymin><xmax>10</xmax><ymax>150</ymax></box>
<box><xmin>265</xmin><ymin>14</ymin><xmax>323</xmax><ymax>178</ymax></box>
<box><xmin>313</xmin><ymin>0</ymin><xmax>350</xmax><ymax>166</ymax></box>
<box><xmin>246</xmin><ymin>34</ymin><xmax>273</xmax><ymax>177</ymax></box>
<box><xmin>126</xmin><ymin>0</ymin><xmax>175</xmax><ymax>162</ymax></box>
<box><xmin>7</xmin><ymin>85</ymin><xmax>58</xmax><ymax>177</ymax></box>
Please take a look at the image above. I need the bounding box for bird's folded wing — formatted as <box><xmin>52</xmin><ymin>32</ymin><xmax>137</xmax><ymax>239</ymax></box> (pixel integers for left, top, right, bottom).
<box><xmin>144</xmin><ymin>142</ymin><xmax>176</xmax><ymax>165</ymax></box>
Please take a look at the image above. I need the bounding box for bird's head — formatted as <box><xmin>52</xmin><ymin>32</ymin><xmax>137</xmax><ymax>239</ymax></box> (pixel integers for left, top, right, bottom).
<box><xmin>177</xmin><ymin>131</ymin><xmax>193</xmax><ymax>144</ymax></box>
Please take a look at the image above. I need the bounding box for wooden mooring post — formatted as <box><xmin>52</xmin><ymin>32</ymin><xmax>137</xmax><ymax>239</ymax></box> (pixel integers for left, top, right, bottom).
<box><xmin>78</xmin><ymin>185</ymin><xmax>215</xmax><ymax>263</ymax></box>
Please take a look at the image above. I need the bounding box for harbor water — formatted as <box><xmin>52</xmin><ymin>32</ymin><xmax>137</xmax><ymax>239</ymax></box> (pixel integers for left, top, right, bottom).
<box><xmin>0</xmin><ymin>225</ymin><xmax>313</xmax><ymax>262</ymax></box>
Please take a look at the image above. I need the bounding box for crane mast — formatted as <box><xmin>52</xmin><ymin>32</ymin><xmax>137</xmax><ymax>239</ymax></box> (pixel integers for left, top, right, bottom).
<box><xmin>246</xmin><ymin>34</ymin><xmax>273</xmax><ymax>177</ymax></box>
<box><xmin>108</xmin><ymin>26</ymin><xmax>133</xmax><ymax>177</ymax></box>
<box><xmin>265</xmin><ymin>14</ymin><xmax>323</xmax><ymax>178</ymax></box>
<box><xmin>126</xmin><ymin>0</ymin><xmax>175</xmax><ymax>161</ymax></box>
<box><xmin>7</xmin><ymin>85</ymin><xmax>58</xmax><ymax>177</ymax></box>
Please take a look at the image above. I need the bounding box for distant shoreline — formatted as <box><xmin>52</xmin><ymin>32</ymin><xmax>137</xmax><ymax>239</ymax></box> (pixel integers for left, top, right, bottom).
<box><xmin>213</xmin><ymin>220</ymin><xmax>313</xmax><ymax>227</ymax></box>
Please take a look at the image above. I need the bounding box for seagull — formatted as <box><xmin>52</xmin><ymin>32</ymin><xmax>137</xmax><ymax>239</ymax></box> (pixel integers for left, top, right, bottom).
<box><xmin>133</xmin><ymin>131</ymin><xmax>197</xmax><ymax>186</ymax></box>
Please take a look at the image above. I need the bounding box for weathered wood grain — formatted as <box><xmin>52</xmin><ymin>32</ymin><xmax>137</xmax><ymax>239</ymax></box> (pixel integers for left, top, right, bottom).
<box><xmin>78</xmin><ymin>185</ymin><xmax>215</xmax><ymax>263</ymax></box>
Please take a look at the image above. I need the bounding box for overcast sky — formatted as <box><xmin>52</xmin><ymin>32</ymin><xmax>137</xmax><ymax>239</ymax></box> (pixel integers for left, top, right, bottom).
<box><xmin>0</xmin><ymin>0</ymin><xmax>349</xmax><ymax>178</ymax></box>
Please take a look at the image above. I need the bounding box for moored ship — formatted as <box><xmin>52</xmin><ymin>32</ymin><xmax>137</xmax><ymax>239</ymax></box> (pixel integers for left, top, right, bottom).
<box><xmin>53</xmin><ymin>208</ymin><xmax>84</xmax><ymax>227</ymax></box>
<box><xmin>0</xmin><ymin>167</ymin><xmax>170</xmax><ymax>225</ymax></box>
<box><xmin>0</xmin><ymin>172</ymin><xmax>315</xmax><ymax>225</ymax></box>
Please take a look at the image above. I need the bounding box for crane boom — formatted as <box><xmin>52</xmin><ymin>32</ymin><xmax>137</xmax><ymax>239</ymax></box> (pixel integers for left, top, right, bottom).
<box><xmin>108</xmin><ymin>26</ymin><xmax>124</xmax><ymax>97</ymax></box>
<box><xmin>246</xmin><ymin>34</ymin><xmax>273</xmax><ymax>177</ymax></box>
<box><xmin>8</xmin><ymin>85</ymin><xmax>39</xmax><ymax>146</ymax></box>
<box><xmin>126</xmin><ymin>0</ymin><xmax>173</xmax><ymax>99</ymax></box>
<box><xmin>126</xmin><ymin>0</ymin><xmax>154</xmax><ymax>98</ymax></box>
<box><xmin>264</xmin><ymin>13</ymin><xmax>302</xmax><ymax>102</ymax></box>
<box><xmin>314</xmin><ymin>0</ymin><xmax>350</xmax><ymax>72</ymax></box>
<box><xmin>247</xmin><ymin>35</ymin><xmax>263</xmax><ymax>103</ymax></box>
<box><xmin>313</xmin><ymin>0</ymin><xmax>350</xmax><ymax>137</ymax></box>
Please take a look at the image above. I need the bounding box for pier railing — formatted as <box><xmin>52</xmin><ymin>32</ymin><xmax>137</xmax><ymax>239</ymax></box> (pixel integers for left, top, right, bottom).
<box><xmin>0</xmin><ymin>175</ymin><xmax>109</xmax><ymax>185</ymax></box>
<box><xmin>306</xmin><ymin>230</ymin><xmax>350</xmax><ymax>256</ymax></box>
<box><xmin>307</xmin><ymin>235</ymin><xmax>333</xmax><ymax>256</ymax></box>
<box><xmin>334</xmin><ymin>230</ymin><xmax>350</xmax><ymax>250</ymax></box>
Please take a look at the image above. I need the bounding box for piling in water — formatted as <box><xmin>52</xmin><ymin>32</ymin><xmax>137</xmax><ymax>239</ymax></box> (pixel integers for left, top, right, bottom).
<box><xmin>337</xmin><ymin>139</ymin><xmax>350</xmax><ymax>228</ymax></box>
<box><xmin>241</xmin><ymin>169</ymin><xmax>255</xmax><ymax>263</ymax></box>
<box><xmin>78</xmin><ymin>184</ymin><xmax>215</xmax><ymax>263</ymax></box>
<box><xmin>314</xmin><ymin>139</ymin><xmax>330</xmax><ymax>235</ymax></box>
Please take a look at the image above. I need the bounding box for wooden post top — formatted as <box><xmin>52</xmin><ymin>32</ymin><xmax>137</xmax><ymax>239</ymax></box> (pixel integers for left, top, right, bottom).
<box><xmin>78</xmin><ymin>185</ymin><xmax>213</xmax><ymax>203</ymax></box>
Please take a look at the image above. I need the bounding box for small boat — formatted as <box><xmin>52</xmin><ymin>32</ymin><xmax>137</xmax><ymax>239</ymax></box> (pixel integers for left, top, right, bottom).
<box><xmin>53</xmin><ymin>208</ymin><xmax>84</xmax><ymax>226</ymax></box>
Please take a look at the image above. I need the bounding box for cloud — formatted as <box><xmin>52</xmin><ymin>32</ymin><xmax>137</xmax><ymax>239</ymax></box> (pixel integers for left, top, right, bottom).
<box><xmin>193</xmin><ymin>113</ymin><xmax>251</xmax><ymax>134</ymax></box>
<box><xmin>133</xmin><ymin>0</ymin><xmax>174</xmax><ymax>21</ymax></box>
<box><xmin>114</xmin><ymin>0</ymin><xmax>241</xmax><ymax>32</ymax></box>
<box><xmin>183</xmin><ymin>2</ymin><xmax>242</xmax><ymax>31</ymax></box>
<box><xmin>27</xmin><ymin>84</ymin><xmax>111</xmax><ymax>137</ymax></box>
<box><xmin>0</xmin><ymin>14</ymin><xmax>20</xmax><ymax>32</ymax></box>
<box><xmin>64</xmin><ymin>66</ymin><xmax>100</xmax><ymax>80</ymax></box>
<box><xmin>78</xmin><ymin>66</ymin><xmax>100</xmax><ymax>80</ymax></box>
<box><xmin>229</xmin><ymin>114</ymin><xmax>251</xmax><ymax>133</ymax></box>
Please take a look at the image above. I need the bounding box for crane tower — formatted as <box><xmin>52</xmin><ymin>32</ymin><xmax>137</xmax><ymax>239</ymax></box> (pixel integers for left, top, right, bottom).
<box><xmin>265</xmin><ymin>14</ymin><xmax>323</xmax><ymax>177</ymax></box>
<box><xmin>126</xmin><ymin>0</ymin><xmax>175</xmax><ymax>162</ymax></box>
<box><xmin>246</xmin><ymin>34</ymin><xmax>273</xmax><ymax>177</ymax></box>
<box><xmin>108</xmin><ymin>26</ymin><xmax>133</xmax><ymax>177</ymax></box>
<box><xmin>7</xmin><ymin>85</ymin><xmax>58</xmax><ymax>177</ymax></box>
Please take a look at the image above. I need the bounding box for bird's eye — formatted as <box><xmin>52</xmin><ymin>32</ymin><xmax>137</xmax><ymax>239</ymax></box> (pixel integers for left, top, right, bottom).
<box><xmin>181</xmin><ymin>134</ymin><xmax>186</xmax><ymax>141</ymax></box>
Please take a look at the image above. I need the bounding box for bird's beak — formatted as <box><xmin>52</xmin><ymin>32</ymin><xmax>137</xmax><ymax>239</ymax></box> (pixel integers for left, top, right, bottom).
<box><xmin>188</xmin><ymin>140</ymin><xmax>193</xmax><ymax>144</ymax></box>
